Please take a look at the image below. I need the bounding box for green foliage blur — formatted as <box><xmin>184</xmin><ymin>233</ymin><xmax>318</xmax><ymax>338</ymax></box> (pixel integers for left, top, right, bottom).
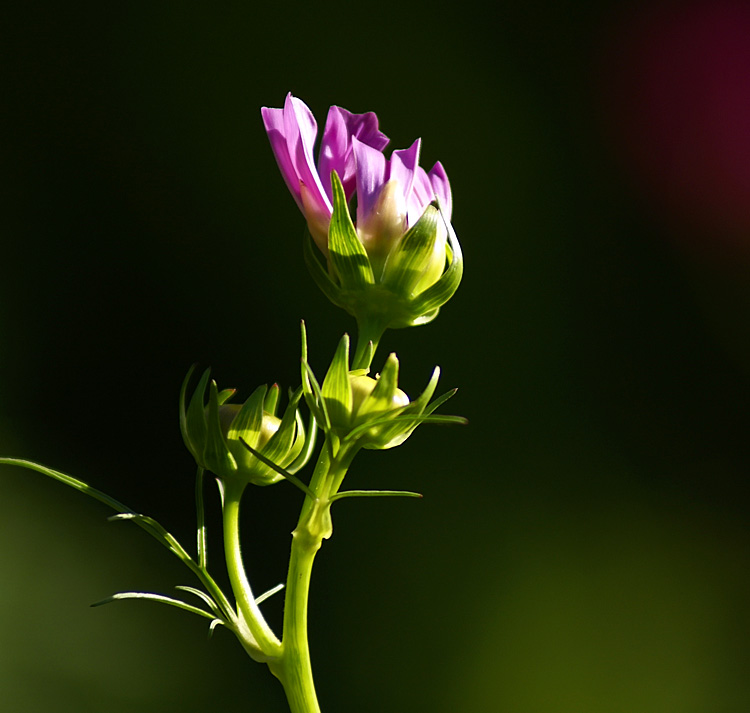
<box><xmin>2</xmin><ymin>1</ymin><xmax>750</xmax><ymax>711</ymax></box>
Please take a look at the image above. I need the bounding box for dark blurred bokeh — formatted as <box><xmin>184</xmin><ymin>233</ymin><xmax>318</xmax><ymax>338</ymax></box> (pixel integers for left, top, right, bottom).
<box><xmin>2</xmin><ymin>1</ymin><xmax>750</xmax><ymax>711</ymax></box>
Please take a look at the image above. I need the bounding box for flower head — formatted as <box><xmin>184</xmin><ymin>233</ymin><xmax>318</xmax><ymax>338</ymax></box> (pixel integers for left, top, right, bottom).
<box><xmin>262</xmin><ymin>94</ymin><xmax>462</xmax><ymax>333</ymax></box>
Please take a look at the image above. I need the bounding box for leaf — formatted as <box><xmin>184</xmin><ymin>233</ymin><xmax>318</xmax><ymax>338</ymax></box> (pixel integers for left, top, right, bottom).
<box><xmin>175</xmin><ymin>585</ymin><xmax>224</xmax><ymax>619</ymax></box>
<box><xmin>195</xmin><ymin>466</ymin><xmax>207</xmax><ymax>569</ymax></box>
<box><xmin>239</xmin><ymin>439</ymin><xmax>315</xmax><ymax>499</ymax></box>
<box><xmin>91</xmin><ymin>591</ymin><xmax>217</xmax><ymax>621</ymax></box>
<box><xmin>330</xmin><ymin>489</ymin><xmax>423</xmax><ymax>502</ymax></box>
<box><xmin>255</xmin><ymin>583</ymin><xmax>285</xmax><ymax>606</ymax></box>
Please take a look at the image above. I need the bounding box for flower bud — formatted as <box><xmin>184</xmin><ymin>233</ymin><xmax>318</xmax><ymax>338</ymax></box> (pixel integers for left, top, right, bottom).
<box><xmin>302</xmin><ymin>329</ymin><xmax>459</xmax><ymax>452</ymax></box>
<box><xmin>180</xmin><ymin>369</ymin><xmax>308</xmax><ymax>488</ymax></box>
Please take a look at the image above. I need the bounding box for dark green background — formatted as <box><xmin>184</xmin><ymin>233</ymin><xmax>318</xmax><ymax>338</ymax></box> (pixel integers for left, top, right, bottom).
<box><xmin>3</xmin><ymin>1</ymin><xmax>750</xmax><ymax>711</ymax></box>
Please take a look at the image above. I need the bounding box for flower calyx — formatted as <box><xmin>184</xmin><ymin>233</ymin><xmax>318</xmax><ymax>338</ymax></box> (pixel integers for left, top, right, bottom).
<box><xmin>300</xmin><ymin>324</ymin><xmax>465</xmax><ymax>454</ymax></box>
<box><xmin>306</xmin><ymin>170</ymin><xmax>463</xmax><ymax>332</ymax></box>
<box><xmin>180</xmin><ymin>367</ymin><xmax>310</xmax><ymax>488</ymax></box>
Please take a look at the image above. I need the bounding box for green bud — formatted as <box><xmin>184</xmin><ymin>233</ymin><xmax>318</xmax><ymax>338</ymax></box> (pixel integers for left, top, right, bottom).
<box><xmin>180</xmin><ymin>368</ymin><xmax>307</xmax><ymax>487</ymax></box>
<box><xmin>302</xmin><ymin>327</ymin><xmax>462</xmax><ymax>452</ymax></box>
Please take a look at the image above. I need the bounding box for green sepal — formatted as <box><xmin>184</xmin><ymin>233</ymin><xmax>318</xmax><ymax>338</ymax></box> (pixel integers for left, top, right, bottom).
<box><xmin>304</xmin><ymin>230</ymin><xmax>346</xmax><ymax>308</ymax></box>
<box><xmin>406</xmin><ymin>366</ymin><xmax>441</xmax><ymax>414</ymax></box>
<box><xmin>300</xmin><ymin>321</ymin><xmax>331</xmax><ymax>432</ymax></box>
<box><xmin>264</xmin><ymin>383</ymin><xmax>281</xmax><ymax>417</ymax></box>
<box><xmin>382</xmin><ymin>205</ymin><xmax>441</xmax><ymax>297</ymax></box>
<box><xmin>359</xmin><ymin>353</ymin><xmax>404</xmax><ymax>420</ymax></box>
<box><xmin>409</xmin><ymin>204</ymin><xmax>463</xmax><ymax>317</ymax></box>
<box><xmin>262</xmin><ymin>386</ymin><xmax>305</xmax><ymax>469</ymax></box>
<box><xmin>227</xmin><ymin>384</ymin><xmax>266</xmax><ymax>449</ymax></box>
<box><xmin>205</xmin><ymin>380</ymin><xmax>237</xmax><ymax>479</ymax></box>
<box><xmin>327</xmin><ymin>171</ymin><xmax>375</xmax><ymax>291</ymax></box>
<box><xmin>287</xmin><ymin>410</ymin><xmax>317</xmax><ymax>475</ymax></box>
<box><xmin>321</xmin><ymin>333</ymin><xmax>353</xmax><ymax>429</ymax></box>
<box><xmin>179</xmin><ymin>365</ymin><xmax>197</xmax><ymax>454</ymax></box>
<box><xmin>184</xmin><ymin>368</ymin><xmax>212</xmax><ymax>462</ymax></box>
<box><xmin>217</xmin><ymin>388</ymin><xmax>236</xmax><ymax>406</ymax></box>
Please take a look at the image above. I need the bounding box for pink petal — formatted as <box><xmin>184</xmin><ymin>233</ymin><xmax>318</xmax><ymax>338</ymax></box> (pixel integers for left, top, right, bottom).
<box><xmin>282</xmin><ymin>94</ymin><xmax>332</xmax><ymax>217</ymax></box>
<box><xmin>407</xmin><ymin>167</ymin><xmax>435</xmax><ymax>227</ymax></box>
<box><xmin>353</xmin><ymin>136</ymin><xmax>388</xmax><ymax>225</ymax></box>
<box><xmin>319</xmin><ymin>106</ymin><xmax>390</xmax><ymax>203</ymax></box>
<box><xmin>389</xmin><ymin>139</ymin><xmax>422</xmax><ymax>225</ymax></box>
<box><xmin>428</xmin><ymin>161</ymin><xmax>452</xmax><ymax>220</ymax></box>
<box><xmin>261</xmin><ymin>105</ymin><xmax>304</xmax><ymax>211</ymax></box>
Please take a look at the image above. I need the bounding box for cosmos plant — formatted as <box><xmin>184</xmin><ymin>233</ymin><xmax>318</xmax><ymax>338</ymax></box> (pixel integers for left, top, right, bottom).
<box><xmin>1</xmin><ymin>93</ymin><xmax>465</xmax><ymax>713</ymax></box>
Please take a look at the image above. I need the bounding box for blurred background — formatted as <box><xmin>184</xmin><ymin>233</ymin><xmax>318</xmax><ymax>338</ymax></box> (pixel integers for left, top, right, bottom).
<box><xmin>2</xmin><ymin>0</ymin><xmax>750</xmax><ymax>711</ymax></box>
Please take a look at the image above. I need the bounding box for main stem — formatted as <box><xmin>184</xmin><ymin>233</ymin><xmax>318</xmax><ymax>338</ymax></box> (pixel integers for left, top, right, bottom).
<box><xmin>270</xmin><ymin>446</ymin><xmax>354</xmax><ymax>713</ymax></box>
<box><xmin>352</xmin><ymin>318</ymin><xmax>386</xmax><ymax>370</ymax></box>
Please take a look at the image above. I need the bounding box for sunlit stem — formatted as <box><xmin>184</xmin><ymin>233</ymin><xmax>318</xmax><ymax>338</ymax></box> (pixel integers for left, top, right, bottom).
<box><xmin>270</xmin><ymin>443</ymin><xmax>356</xmax><ymax>713</ymax></box>
<box><xmin>352</xmin><ymin>318</ymin><xmax>386</xmax><ymax>371</ymax></box>
<box><xmin>222</xmin><ymin>481</ymin><xmax>282</xmax><ymax>660</ymax></box>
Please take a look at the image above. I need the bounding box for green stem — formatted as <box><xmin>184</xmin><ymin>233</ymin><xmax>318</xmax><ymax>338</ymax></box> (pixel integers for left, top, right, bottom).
<box><xmin>270</xmin><ymin>445</ymin><xmax>355</xmax><ymax>713</ymax></box>
<box><xmin>352</xmin><ymin>318</ymin><xmax>386</xmax><ymax>371</ymax></box>
<box><xmin>222</xmin><ymin>482</ymin><xmax>281</xmax><ymax>660</ymax></box>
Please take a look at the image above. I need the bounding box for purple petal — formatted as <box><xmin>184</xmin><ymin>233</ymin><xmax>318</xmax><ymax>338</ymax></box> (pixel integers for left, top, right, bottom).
<box><xmin>353</xmin><ymin>136</ymin><xmax>388</xmax><ymax>225</ymax></box>
<box><xmin>282</xmin><ymin>94</ymin><xmax>332</xmax><ymax>217</ymax></box>
<box><xmin>390</xmin><ymin>139</ymin><xmax>421</xmax><ymax>224</ymax></box>
<box><xmin>319</xmin><ymin>106</ymin><xmax>390</xmax><ymax>203</ymax></box>
<box><xmin>407</xmin><ymin>167</ymin><xmax>435</xmax><ymax>227</ymax></box>
<box><xmin>261</xmin><ymin>105</ymin><xmax>304</xmax><ymax>211</ymax></box>
<box><xmin>428</xmin><ymin>161</ymin><xmax>452</xmax><ymax>220</ymax></box>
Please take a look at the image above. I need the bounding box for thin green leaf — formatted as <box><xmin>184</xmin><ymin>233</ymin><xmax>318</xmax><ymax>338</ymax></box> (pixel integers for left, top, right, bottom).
<box><xmin>175</xmin><ymin>585</ymin><xmax>225</xmax><ymax>620</ymax></box>
<box><xmin>0</xmin><ymin>458</ymin><xmax>131</xmax><ymax>513</ymax></box>
<box><xmin>343</xmin><ymin>413</ymin><xmax>467</xmax><ymax>444</ymax></box>
<box><xmin>423</xmin><ymin>388</ymin><xmax>459</xmax><ymax>416</ymax></box>
<box><xmin>255</xmin><ymin>583</ymin><xmax>285</xmax><ymax>606</ymax></box>
<box><xmin>194</xmin><ymin>467</ymin><xmax>207</xmax><ymax>569</ymax></box>
<box><xmin>108</xmin><ymin>513</ymin><xmax>193</xmax><ymax>562</ymax></box>
<box><xmin>208</xmin><ymin>618</ymin><xmax>225</xmax><ymax>636</ymax></box>
<box><xmin>91</xmin><ymin>591</ymin><xmax>216</xmax><ymax>620</ymax></box>
<box><xmin>239</xmin><ymin>439</ymin><xmax>316</xmax><ymax>499</ymax></box>
<box><xmin>0</xmin><ymin>458</ymin><xmax>239</xmax><ymax>629</ymax></box>
<box><xmin>330</xmin><ymin>489</ymin><xmax>423</xmax><ymax>502</ymax></box>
